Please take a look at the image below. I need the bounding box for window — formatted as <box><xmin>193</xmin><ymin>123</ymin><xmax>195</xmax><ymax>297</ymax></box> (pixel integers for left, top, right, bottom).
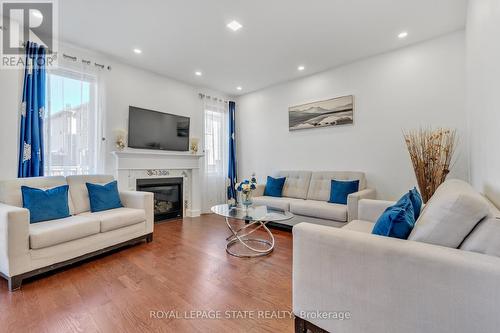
<box><xmin>202</xmin><ymin>97</ymin><xmax>228</xmax><ymax>212</ymax></box>
<box><xmin>44</xmin><ymin>68</ymin><xmax>101</xmax><ymax>176</ymax></box>
<box><xmin>204</xmin><ymin>109</ymin><xmax>224</xmax><ymax>173</ymax></box>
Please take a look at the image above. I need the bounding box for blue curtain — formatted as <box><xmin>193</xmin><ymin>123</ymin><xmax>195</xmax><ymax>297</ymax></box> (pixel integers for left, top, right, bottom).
<box><xmin>18</xmin><ymin>42</ymin><xmax>46</xmax><ymax>178</ymax></box>
<box><xmin>227</xmin><ymin>101</ymin><xmax>238</xmax><ymax>201</ymax></box>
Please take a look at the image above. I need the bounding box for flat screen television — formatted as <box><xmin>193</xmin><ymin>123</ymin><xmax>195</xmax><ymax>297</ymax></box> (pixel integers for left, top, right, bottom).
<box><xmin>128</xmin><ymin>106</ymin><xmax>190</xmax><ymax>151</ymax></box>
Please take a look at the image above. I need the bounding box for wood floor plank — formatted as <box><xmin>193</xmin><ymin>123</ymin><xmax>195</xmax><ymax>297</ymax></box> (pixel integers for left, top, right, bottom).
<box><xmin>0</xmin><ymin>214</ymin><xmax>294</xmax><ymax>332</ymax></box>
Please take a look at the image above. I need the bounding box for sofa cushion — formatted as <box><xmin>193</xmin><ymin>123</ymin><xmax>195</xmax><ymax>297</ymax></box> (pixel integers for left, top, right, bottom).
<box><xmin>307</xmin><ymin>171</ymin><xmax>366</xmax><ymax>201</ymax></box>
<box><xmin>29</xmin><ymin>215</ymin><xmax>100</xmax><ymax>249</ymax></box>
<box><xmin>274</xmin><ymin>171</ymin><xmax>312</xmax><ymax>199</ymax></box>
<box><xmin>86</xmin><ymin>181</ymin><xmax>123</xmax><ymax>212</ymax></box>
<box><xmin>67</xmin><ymin>175</ymin><xmax>115</xmax><ymax>214</ymax></box>
<box><xmin>396</xmin><ymin>188</ymin><xmax>423</xmax><ymax>221</ymax></box>
<box><xmin>342</xmin><ymin>220</ymin><xmax>374</xmax><ymax>233</ymax></box>
<box><xmin>0</xmin><ymin>176</ymin><xmax>76</xmax><ymax>215</ymax></box>
<box><xmin>329</xmin><ymin>179</ymin><xmax>360</xmax><ymax>205</ymax></box>
<box><xmin>263</xmin><ymin>176</ymin><xmax>286</xmax><ymax>197</ymax></box>
<box><xmin>81</xmin><ymin>207</ymin><xmax>146</xmax><ymax>232</ymax></box>
<box><xmin>252</xmin><ymin>196</ymin><xmax>299</xmax><ymax>211</ymax></box>
<box><xmin>21</xmin><ymin>185</ymin><xmax>71</xmax><ymax>223</ymax></box>
<box><xmin>372</xmin><ymin>197</ymin><xmax>415</xmax><ymax>239</ymax></box>
<box><xmin>290</xmin><ymin>200</ymin><xmax>348</xmax><ymax>222</ymax></box>
<box><xmin>460</xmin><ymin>217</ymin><xmax>500</xmax><ymax>257</ymax></box>
<box><xmin>408</xmin><ymin>179</ymin><xmax>490</xmax><ymax>248</ymax></box>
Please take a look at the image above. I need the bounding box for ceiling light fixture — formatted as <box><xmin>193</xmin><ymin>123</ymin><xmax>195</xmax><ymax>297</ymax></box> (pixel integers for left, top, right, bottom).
<box><xmin>236</xmin><ymin>86</ymin><xmax>242</xmax><ymax>91</ymax></box>
<box><xmin>398</xmin><ymin>31</ymin><xmax>408</xmax><ymax>39</ymax></box>
<box><xmin>133</xmin><ymin>48</ymin><xmax>142</xmax><ymax>54</ymax></box>
<box><xmin>195</xmin><ymin>71</ymin><xmax>202</xmax><ymax>76</ymax></box>
<box><xmin>227</xmin><ymin>20</ymin><xmax>243</xmax><ymax>32</ymax></box>
<box><xmin>297</xmin><ymin>65</ymin><xmax>305</xmax><ymax>71</ymax></box>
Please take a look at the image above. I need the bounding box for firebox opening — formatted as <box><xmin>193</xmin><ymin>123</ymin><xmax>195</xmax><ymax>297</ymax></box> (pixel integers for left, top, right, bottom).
<box><xmin>136</xmin><ymin>177</ymin><xmax>183</xmax><ymax>222</ymax></box>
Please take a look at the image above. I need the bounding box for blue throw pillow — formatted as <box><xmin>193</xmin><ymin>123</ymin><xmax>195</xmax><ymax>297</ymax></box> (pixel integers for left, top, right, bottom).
<box><xmin>21</xmin><ymin>185</ymin><xmax>71</xmax><ymax>223</ymax></box>
<box><xmin>396</xmin><ymin>187</ymin><xmax>423</xmax><ymax>220</ymax></box>
<box><xmin>372</xmin><ymin>197</ymin><xmax>415</xmax><ymax>239</ymax></box>
<box><xmin>328</xmin><ymin>180</ymin><xmax>360</xmax><ymax>205</ymax></box>
<box><xmin>264</xmin><ymin>176</ymin><xmax>286</xmax><ymax>197</ymax></box>
<box><xmin>86</xmin><ymin>181</ymin><xmax>123</xmax><ymax>212</ymax></box>
<box><xmin>409</xmin><ymin>187</ymin><xmax>422</xmax><ymax>220</ymax></box>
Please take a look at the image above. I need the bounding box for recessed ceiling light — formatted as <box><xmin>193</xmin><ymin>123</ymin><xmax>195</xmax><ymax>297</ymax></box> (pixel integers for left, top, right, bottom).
<box><xmin>297</xmin><ymin>65</ymin><xmax>305</xmax><ymax>71</ymax></box>
<box><xmin>133</xmin><ymin>48</ymin><xmax>142</xmax><ymax>54</ymax></box>
<box><xmin>398</xmin><ymin>31</ymin><xmax>408</xmax><ymax>39</ymax></box>
<box><xmin>227</xmin><ymin>20</ymin><xmax>243</xmax><ymax>32</ymax></box>
<box><xmin>236</xmin><ymin>86</ymin><xmax>242</xmax><ymax>91</ymax></box>
<box><xmin>195</xmin><ymin>71</ymin><xmax>202</xmax><ymax>76</ymax></box>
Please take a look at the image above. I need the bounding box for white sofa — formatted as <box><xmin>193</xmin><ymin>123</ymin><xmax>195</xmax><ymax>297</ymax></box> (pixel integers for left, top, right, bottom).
<box><xmin>0</xmin><ymin>175</ymin><xmax>153</xmax><ymax>291</ymax></box>
<box><xmin>253</xmin><ymin>171</ymin><xmax>375</xmax><ymax>227</ymax></box>
<box><xmin>293</xmin><ymin>179</ymin><xmax>500</xmax><ymax>333</ymax></box>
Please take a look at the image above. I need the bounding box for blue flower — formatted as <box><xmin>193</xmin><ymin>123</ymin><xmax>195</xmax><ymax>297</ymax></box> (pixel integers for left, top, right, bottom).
<box><xmin>251</xmin><ymin>177</ymin><xmax>257</xmax><ymax>183</ymax></box>
<box><xmin>250</xmin><ymin>184</ymin><xmax>256</xmax><ymax>190</ymax></box>
<box><xmin>243</xmin><ymin>180</ymin><xmax>250</xmax><ymax>184</ymax></box>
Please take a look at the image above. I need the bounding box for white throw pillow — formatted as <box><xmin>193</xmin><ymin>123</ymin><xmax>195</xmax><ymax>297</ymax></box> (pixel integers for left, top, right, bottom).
<box><xmin>408</xmin><ymin>179</ymin><xmax>490</xmax><ymax>248</ymax></box>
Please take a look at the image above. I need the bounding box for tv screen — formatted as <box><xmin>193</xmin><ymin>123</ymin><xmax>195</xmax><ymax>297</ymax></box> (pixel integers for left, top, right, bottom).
<box><xmin>128</xmin><ymin>106</ymin><xmax>190</xmax><ymax>151</ymax></box>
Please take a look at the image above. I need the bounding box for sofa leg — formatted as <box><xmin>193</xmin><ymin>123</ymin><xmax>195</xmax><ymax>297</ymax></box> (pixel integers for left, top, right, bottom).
<box><xmin>295</xmin><ymin>316</ymin><xmax>329</xmax><ymax>333</ymax></box>
<box><xmin>295</xmin><ymin>316</ymin><xmax>306</xmax><ymax>333</ymax></box>
<box><xmin>8</xmin><ymin>276</ymin><xmax>23</xmax><ymax>291</ymax></box>
<box><xmin>146</xmin><ymin>233</ymin><xmax>153</xmax><ymax>243</ymax></box>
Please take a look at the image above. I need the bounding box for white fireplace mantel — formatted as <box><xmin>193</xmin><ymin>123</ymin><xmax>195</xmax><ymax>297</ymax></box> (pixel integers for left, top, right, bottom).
<box><xmin>112</xmin><ymin>149</ymin><xmax>204</xmax><ymax>217</ymax></box>
<box><xmin>112</xmin><ymin>149</ymin><xmax>204</xmax><ymax>170</ymax></box>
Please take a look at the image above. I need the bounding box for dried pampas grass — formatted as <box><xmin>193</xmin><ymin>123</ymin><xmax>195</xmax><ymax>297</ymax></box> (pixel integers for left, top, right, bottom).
<box><xmin>403</xmin><ymin>127</ymin><xmax>457</xmax><ymax>203</ymax></box>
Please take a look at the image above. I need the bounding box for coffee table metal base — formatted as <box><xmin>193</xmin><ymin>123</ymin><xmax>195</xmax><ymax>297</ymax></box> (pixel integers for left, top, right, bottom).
<box><xmin>225</xmin><ymin>217</ymin><xmax>275</xmax><ymax>258</ymax></box>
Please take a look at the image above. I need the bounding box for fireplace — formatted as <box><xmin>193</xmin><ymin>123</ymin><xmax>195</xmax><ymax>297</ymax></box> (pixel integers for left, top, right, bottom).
<box><xmin>136</xmin><ymin>177</ymin><xmax>183</xmax><ymax>222</ymax></box>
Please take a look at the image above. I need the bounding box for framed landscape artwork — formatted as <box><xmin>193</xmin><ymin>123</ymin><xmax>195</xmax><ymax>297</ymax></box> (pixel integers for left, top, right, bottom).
<box><xmin>288</xmin><ymin>95</ymin><xmax>354</xmax><ymax>131</ymax></box>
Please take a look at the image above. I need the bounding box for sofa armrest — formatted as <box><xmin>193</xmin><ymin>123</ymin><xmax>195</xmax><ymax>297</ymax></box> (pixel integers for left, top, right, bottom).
<box><xmin>120</xmin><ymin>191</ymin><xmax>154</xmax><ymax>234</ymax></box>
<box><xmin>357</xmin><ymin>199</ymin><xmax>395</xmax><ymax>222</ymax></box>
<box><xmin>254</xmin><ymin>184</ymin><xmax>265</xmax><ymax>197</ymax></box>
<box><xmin>0</xmin><ymin>203</ymin><xmax>30</xmax><ymax>277</ymax></box>
<box><xmin>293</xmin><ymin>223</ymin><xmax>500</xmax><ymax>333</ymax></box>
<box><xmin>347</xmin><ymin>188</ymin><xmax>376</xmax><ymax>221</ymax></box>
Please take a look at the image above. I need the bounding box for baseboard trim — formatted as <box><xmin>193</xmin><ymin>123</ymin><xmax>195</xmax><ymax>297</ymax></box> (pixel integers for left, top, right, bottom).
<box><xmin>186</xmin><ymin>209</ymin><xmax>201</xmax><ymax>217</ymax></box>
<box><xmin>0</xmin><ymin>232</ymin><xmax>153</xmax><ymax>291</ymax></box>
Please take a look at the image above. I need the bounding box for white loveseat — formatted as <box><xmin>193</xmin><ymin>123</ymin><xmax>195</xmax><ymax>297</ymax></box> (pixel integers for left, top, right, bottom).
<box><xmin>293</xmin><ymin>179</ymin><xmax>500</xmax><ymax>333</ymax></box>
<box><xmin>0</xmin><ymin>175</ymin><xmax>153</xmax><ymax>291</ymax></box>
<box><xmin>253</xmin><ymin>171</ymin><xmax>375</xmax><ymax>227</ymax></box>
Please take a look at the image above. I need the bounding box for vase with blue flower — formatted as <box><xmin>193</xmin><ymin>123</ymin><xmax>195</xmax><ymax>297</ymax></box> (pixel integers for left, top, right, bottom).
<box><xmin>236</xmin><ymin>175</ymin><xmax>257</xmax><ymax>208</ymax></box>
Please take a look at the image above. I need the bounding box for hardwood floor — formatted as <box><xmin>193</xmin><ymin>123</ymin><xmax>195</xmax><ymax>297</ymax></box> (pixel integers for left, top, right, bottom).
<box><xmin>0</xmin><ymin>215</ymin><xmax>294</xmax><ymax>333</ymax></box>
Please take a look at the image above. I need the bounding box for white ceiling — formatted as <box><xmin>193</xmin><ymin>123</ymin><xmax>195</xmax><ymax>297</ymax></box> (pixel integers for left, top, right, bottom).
<box><xmin>59</xmin><ymin>0</ymin><xmax>467</xmax><ymax>96</ymax></box>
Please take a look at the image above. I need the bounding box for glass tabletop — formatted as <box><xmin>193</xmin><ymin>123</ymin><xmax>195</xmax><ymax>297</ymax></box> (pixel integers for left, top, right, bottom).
<box><xmin>211</xmin><ymin>204</ymin><xmax>294</xmax><ymax>222</ymax></box>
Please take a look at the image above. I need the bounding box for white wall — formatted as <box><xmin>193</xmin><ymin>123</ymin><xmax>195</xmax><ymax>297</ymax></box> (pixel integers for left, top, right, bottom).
<box><xmin>0</xmin><ymin>42</ymin><xmax>225</xmax><ymax>178</ymax></box>
<box><xmin>236</xmin><ymin>31</ymin><xmax>467</xmax><ymax>200</ymax></box>
<box><xmin>0</xmin><ymin>67</ymin><xmax>22</xmax><ymax>179</ymax></box>
<box><xmin>466</xmin><ymin>0</ymin><xmax>500</xmax><ymax>207</ymax></box>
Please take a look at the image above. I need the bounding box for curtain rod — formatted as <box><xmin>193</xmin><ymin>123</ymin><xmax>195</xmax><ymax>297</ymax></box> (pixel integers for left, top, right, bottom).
<box><xmin>21</xmin><ymin>42</ymin><xmax>112</xmax><ymax>71</ymax></box>
<box><xmin>199</xmin><ymin>93</ymin><xmax>229</xmax><ymax>103</ymax></box>
<box><xmin>62</xmin><ymin>53</ymin><xmax>111</xmax><ymax>71</ymax></box>
<box><xmin>20</xmin><ymin>41</ymin><xmax>54</xmax><ymax>54</ymax></box>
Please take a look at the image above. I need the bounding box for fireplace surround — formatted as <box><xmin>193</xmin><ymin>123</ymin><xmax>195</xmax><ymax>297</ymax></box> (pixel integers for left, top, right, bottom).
<box><xmin>112</xmin><ymin>149</ymin><xmax>203</xmax><ymax>217</ymax></box>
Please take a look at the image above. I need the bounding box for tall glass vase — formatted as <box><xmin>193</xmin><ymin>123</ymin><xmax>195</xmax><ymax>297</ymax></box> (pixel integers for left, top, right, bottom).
<box><xmin>241</xmin><ymin>190</ymin><xmax>253</xmax><ymax>208</ymax></box>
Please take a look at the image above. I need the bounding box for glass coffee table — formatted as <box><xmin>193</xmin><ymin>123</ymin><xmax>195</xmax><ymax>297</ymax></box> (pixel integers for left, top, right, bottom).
<box><xmin>211</xmin><ymin>204</ymin><xmax>293</xmax><ymax>258</ymax></box>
